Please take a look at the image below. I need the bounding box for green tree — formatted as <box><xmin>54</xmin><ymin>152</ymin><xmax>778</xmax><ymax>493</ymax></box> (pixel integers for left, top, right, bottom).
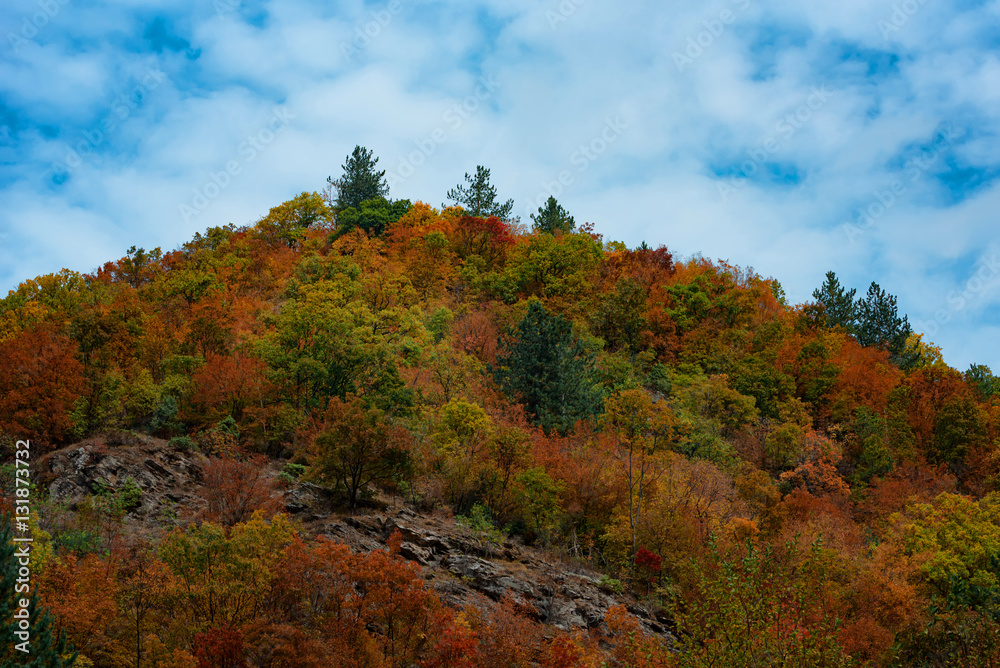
<box><xmin>965</xmin><ymin>364</ymin><xmax>1000</xmax><ymax>401</ymax></box>
<box><xmin>855</xmin><ymin>281</ymin><xmax>913</xmax><ymax>365</ymax></box>
<box><xmin>445</xmin><ymin>165</ymin><xmax>514</xmax><ymax>220</ymax></box>
<box><xmin>492</xmin><ymin>300</ymin><xmax>603</xmax><ymax>434</ymax></box>
<box><xmin>332</xmin><ymin>197</ymin><xmax>411</xmax><ymax>239</ymax></box>
<box><xmin>259</xmin><ymin>281</ymin><xmax>413</xmax><ymax>414</ymax></box>
<box><xmin>674</xmin><ymin>537</ymin><xmax>856</xmax><ymax>668</ymax></box>
<box><xmin>255</xmin><ymin>191</ymin><xmax>333</xmax><ymax>247</ymax></box>
<box><xmin>310</xmin><ymin>395</ymin><xmax>412</xmax><ymax>507</ymax></box>
<box><xmin>812</xmin><ymin>270</ymin><xmax>858</xmax><ymax>332</ymax></box>
<box><xmin>529</xmin><ymin>196</ymin><xmax>575</xmax><ymax>235</ymax></box>
<box><xmin>0</xmin><ymin>514</ymin><xmax>76</xmax><ymax>667</ymax></box>
<box><xmin>933</xmin><ymin>395</ymin><xmax>988</xmax><ymax>464</ymax></box>
<box><xmin>601</xmin><ymin>389</ymin><xmax>683</xmax><ymax>557</ymax></box>
<box><xmin>329</xmin><ymin>145</ymin><xmax>389</xmax><ymax>211</ymax></box>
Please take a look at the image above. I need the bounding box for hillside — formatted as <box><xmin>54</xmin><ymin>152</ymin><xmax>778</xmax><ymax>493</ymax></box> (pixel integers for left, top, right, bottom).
<box><xmin>2</xmin><ymin>168</ymin><xmax>1000</xmax><ymax>666</ymax></box>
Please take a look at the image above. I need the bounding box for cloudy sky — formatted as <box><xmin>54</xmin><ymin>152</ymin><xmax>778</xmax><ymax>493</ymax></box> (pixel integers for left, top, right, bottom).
<box><xmin>2</xmin><ymin>0</ymin><xmax>999</xmax><ymax>370</ymax></box>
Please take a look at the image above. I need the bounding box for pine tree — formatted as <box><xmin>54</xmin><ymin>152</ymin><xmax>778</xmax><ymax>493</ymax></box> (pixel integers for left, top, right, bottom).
<box><xmin>328</xmin><ymin>145</ymin><xmax>389</xmax><ymax>211</ymax></box>
<box><xmin>530</xmin><ymin>196</ymin><xmax>575</xmax><ymax>235</ymax></box>
<box><xmin>0</xmin><ymin>514</ymin><xmax>76</xmax><ymax>667</ymax></box>
<box><xmin>965</xmin><ymin>364</ymin><xmax>999</xmax><ymax>400</ymax></box>
<box><xmin>855</xmin><ymin>281</ymin><xmax>913</xmax><ymax>365</ymax></box>
<box><xmin>445</xmin><ymin>166</ymin><xmax>514</xmax><ymax>220</ymax></box>
<box><xmin>811</xmin><ymin>271</ymin><xmax>857</xmax><ymax>332</ymax></box>
<box><xmin>492</xmin><ymin>300</ymin><xmax>603</xmax><ymax>434</ymax></box>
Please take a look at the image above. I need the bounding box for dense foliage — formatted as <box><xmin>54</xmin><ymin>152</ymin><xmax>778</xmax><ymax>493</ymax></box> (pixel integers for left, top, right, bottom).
<box><xmin>2</xmin><ymin>151</ymin><xmax>999</xmax><ymax>666</ymax></box>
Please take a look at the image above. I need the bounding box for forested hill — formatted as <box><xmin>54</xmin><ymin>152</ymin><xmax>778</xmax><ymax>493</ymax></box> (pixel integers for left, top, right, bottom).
<box><xmin>2</xmin><ymin>149</ymin><xmax>1000</xmax><ymax>666</ymax></box>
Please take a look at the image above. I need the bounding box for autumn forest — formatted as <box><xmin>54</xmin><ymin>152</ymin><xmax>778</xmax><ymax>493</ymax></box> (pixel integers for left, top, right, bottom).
<box><xmin>2</xmin><ymin>146</ymin><xmax>1000</xmax><ymax>667</ymax></box>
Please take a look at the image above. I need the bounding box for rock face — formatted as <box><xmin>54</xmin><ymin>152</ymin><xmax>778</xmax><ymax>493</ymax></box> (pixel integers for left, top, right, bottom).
<box><xmin>42</xmin><ymin>438</ymin><xmax>207</xmax><ymax>523</ymax></box>
<box><xmin>321</xmin><ymin>509</ymin><xmax>674</xmax><ymax>639</ymax></box>
<box><xmin>40</xmin><ymin>439</ymin><xmax>674</xmax><ymax>642</ymax></box>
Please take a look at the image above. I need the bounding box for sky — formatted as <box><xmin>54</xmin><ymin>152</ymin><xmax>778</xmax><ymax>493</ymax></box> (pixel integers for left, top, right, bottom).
<box><xmin>1</xmin><ymin>0</ymin><xmax>999</xmax><ymax>371</ymax></box>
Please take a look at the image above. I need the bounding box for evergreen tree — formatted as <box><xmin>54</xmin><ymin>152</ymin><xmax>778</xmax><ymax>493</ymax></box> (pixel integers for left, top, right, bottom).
<box><xmin>492</xmin><ymin>300</ymin><xmax>603</xmax><ymax>434</ymax></box>
<box><xmin>0</xmin><ymin>514</ymin><xmax>75</xmax><ymax>667</ymax></box>
<box><xmin>530</xmin><ymin>196</ymin><xmax>575</xmax><ymax>235</ymax></box>
<box><xmin>328</xmin><ymin>145</ymin><xmax>389</xmax><ymax>211</ymax></box>
<box><xmin>964</xmin><ymin>364</ymin><xmax>999</xmax><ymax>401</ymax></box>
<box><xmin>445</xmin><ymin>165</ymin><xmax>514</xmax><ymax>220</ymax></box>
<box><xmin>811</xmin><ymin>271</ymin><xmax>858</xmax><ymax>332</ymax></box>
<box><xmin>855</xmin><ymin>281</ymin><xmax>913</xmax><ymax>365</ymax></box>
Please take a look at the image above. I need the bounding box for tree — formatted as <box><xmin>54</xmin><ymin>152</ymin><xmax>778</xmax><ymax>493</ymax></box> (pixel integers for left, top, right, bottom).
<box><xmin>0</xmin><ymin>514</ymin><xmax>77</xmax><ymax>667</ymax></box>
<box><xmin>530</xmin><ymin>196</ymin><xmax>575</xmax><ymax>235</ymax></box>
<box><xmin>0</xmin><ymin>325</ymin><xmax>86</xmax><ymax>450</ymax></box>
<box><xmin>492</xmin><ymin>300</ymin><xmax>603</xmax><ymax>435</ymax></box>
<box><xmin>193</xmin><ymin>628</ymin><xmax>247</xmax><ymax>668</ymax></box>
<box><xmin>310</xmin><ymin>395</ymin><xmax>412</xmax><ymax>507</ymax></box>
<box><xmin>276</xmin><ymin>535</ymin><xmax>440</xmax><ymax>666</ymax></box>
<box><xmin>200</xmin><ymin>456</ymin><xmax>282</xmax><ymax>527</ymax></box>
<box><xmin>812</xmin><ymin>271</ymin><xmax>858</xmax><ymax>332</ymax></box>
<box><xmin>450</xmin><ymin>215</ymin><xmax>515</xmax><ymax>269</ymax></box>
<box><xmin>855</xmin><ymin>281</ymin><xmax>913</xmax><ymax>365</ymax></box>
<box><xmin>965</xmin><ymin>364</ymin><xmax>999</xmax><ymax>401</ymax></box>
<box><xmin>333</xmin><ymin>197</ymin><xmax>412</xmax><ymax>239</ymax></box>
<box><xmin>601</xmin><ymin>390</ymin><xmax>683</xmax><ymax>558</ymax></box>
<box><xmin>254</xmin><ymin>192</ymin><xmax>333</xmax><ymax>247</ymax></box>
<box><xmin>328</xmin><ymin>145</ymin><xmax>388</xmax><ymax>211</ymax></box>
<box><xmin>159</xmin><ymin>513</ymin><xmax>297</xmax><ymax>632</ymax></box>
<box><xmin>673</xmin><ymin>538</ymin><xmax>857</xmax><ymax>667</ymax></box>
<box><xmin>445</xmin><ymin>166</ymin><xmax>514</xmax><ymax>220</ymax></box>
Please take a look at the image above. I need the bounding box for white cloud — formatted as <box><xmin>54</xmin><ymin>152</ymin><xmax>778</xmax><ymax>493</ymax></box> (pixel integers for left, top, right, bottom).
<box><xmin>1</xmin><ymin>0</ymin><xmax>998</xmax><ymax>370</ymax></box>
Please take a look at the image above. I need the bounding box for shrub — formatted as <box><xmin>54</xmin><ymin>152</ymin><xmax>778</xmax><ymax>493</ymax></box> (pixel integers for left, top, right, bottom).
<box><xmin>598</xmin><ymin>575</ymin><xmax>624</xmax><ymax>595</ymax></box>
<box><xmin>169</xmin><ymin>436</ymin><xmax>197</xmax><ymax>452</ymax></box>
<box><xmin>281</xmin><ymin>462</ymin><xmax>307</xmax><ymax>478</ymax></box>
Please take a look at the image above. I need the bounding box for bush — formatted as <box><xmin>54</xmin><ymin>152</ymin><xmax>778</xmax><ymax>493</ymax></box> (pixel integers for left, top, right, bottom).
<box><xmin>282</xmin><ymin>462</ymin><xmax>307</xmax><ymax>478</ymax></box>
<box><xmin>457</xmin><ymin>503</ymin><xmax>506</xmax><ymax>545</ymax></box>
<box><xmin>92</xmin><ymin>476</ymin><xmax>143</xmax><ymax>517</ymax></box>
<box><xmin>118</xmin><ymin>476</ymin><xmax>143</xmax><ymax>512</ymax></box>
<box><xmin>53</xmin><ymin>529</ymin><xmax>100</xmax><ymax>556</ymax></box>
<box><xmin>148</xmin><ymin>394</ymin><xmax>182</xmax><ymax>436</ymax></box>
<box><xmin>200</xmin><ymin>455</ymin><xmax>281</xmax><ymax>526</ymax></box>
<box><xmin>598</xmin><ymin>575</ymin><xmax>624</xmax><ymax>595</ymax></box>
<box><xmin>169</xmin><ymin>436</ymin><xmax>197</xmax><ymax>452</ymax></box>
<box><xmin>216</xmin><ymin>415</ymin><xmax>240</xmax><ymax>439</ymax></box>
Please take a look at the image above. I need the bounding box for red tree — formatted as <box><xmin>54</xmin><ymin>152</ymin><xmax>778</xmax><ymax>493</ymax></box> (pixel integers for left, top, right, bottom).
<box><xmin>0</xmin><ymin>325</ymin><xmax>86</xmax><ymax>449</ymax></box>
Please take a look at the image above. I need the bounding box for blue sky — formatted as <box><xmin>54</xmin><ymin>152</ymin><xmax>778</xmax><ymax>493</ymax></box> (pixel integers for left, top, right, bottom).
<box><xmin>1</xmin><ymin>0</ymin><xmax>999</xmax><ymax>370</ymax></box>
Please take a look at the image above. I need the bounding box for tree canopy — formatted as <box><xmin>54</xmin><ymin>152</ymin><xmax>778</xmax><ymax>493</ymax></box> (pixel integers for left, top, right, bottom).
<box><xmin>445</xmin><ymin>165</ymin><xmax>514</xmax><ymax>220</ymax></box>
<box><xmin>530</xmin><ymin>196</ymin><xmax>576</xmax><ymax>235</ymax></box>
<box><xmin>328</xmin><ymin>145</ymin><xmax>389</xmax><ymax>211</ymax></box>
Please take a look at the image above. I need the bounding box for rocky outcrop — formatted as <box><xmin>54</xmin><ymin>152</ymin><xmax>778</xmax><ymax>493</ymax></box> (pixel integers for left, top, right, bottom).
<box><xmin>39</xmin><ymin>439</ymin><xmax>674</xmax><ymax>642</ymax></box>
<box><xmin>42</xmin><ymin>438</ymin><xmax>207</xmax><ymax>523</ymax></box>
<box><xmin>316</xmin><ymin>509</ymin><xmax>674</xmax><ymax>639</ymax></box>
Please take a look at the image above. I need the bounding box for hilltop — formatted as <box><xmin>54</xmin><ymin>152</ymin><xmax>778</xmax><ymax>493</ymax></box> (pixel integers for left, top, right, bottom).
<box><xmin>2</xmin><ymin>163</ymin><xmax>1000</xmax><ymax>666</ymax></box>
